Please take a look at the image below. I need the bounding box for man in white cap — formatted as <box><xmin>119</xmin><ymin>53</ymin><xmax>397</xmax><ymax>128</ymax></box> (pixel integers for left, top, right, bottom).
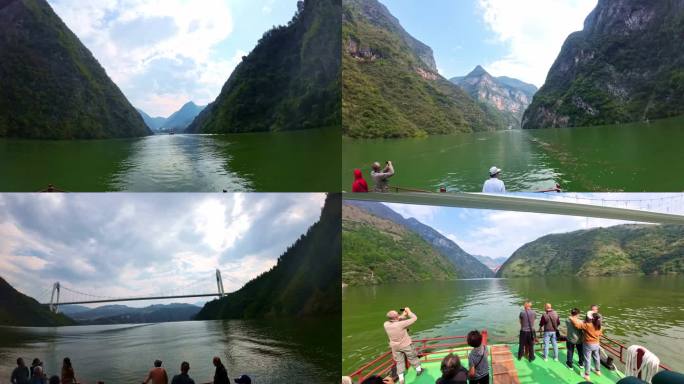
<box><xmin>384</xmin><ymin>307</ymin><xmax>423</xmax><ymax>383</ymax></box>
<box><xmin>482</xmin><ymin>166</ymin><xmax>506</xmax><ymax>193</ymax></box>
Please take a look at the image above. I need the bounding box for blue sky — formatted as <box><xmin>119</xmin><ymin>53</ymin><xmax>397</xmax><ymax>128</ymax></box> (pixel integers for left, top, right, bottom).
<box><xmin>48</xmin><ymin>0</ymin><xmax>298</xmax><ymax>117</ymax></box>
<box><xmin>385</xmin><ymin>193</ymin><xmax>684</xmax><ymax>260</ymax></box>
<box><xmin>381</xmin><ymin>0</ymin><xmax>597</xmax><ymax>86</ymax></box>
<box><xmin>0</xmin><ymin>193</ymin><xmax>325</xmax><ymax>307</ymax></box>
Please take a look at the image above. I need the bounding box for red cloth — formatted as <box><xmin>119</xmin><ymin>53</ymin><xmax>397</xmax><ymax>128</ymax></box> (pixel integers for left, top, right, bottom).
<box><xmin>351</xmin><ymin>168</ymin><xmax>368</xmax><ymax>192</ymax></box>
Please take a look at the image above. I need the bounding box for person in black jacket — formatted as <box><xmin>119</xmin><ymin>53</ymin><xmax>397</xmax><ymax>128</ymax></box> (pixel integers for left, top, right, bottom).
<box><xmin>212</xmin><ymin>357</ymin><xmax>229</xmax><ymax>384</ymax></box>
<box><xmin>11</xmin><ymin>358</ymin><xmax>30</xmax><ymax>384</ymax></box>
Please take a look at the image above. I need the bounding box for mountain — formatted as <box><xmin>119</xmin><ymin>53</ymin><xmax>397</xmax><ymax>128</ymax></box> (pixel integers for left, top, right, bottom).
<box><xmin>187</xmin><ymin>0</ymin><xmax>341</xmax><ymax>134</ymax></box>
<box><xmin>0</xmin><ymin>0</ymin><xmax>151</xmax><ymax>139</ymax></box>
<box><xmin>344</xmin><ymin>200</ymin><xmax>495</xmax><ymax>281</ymax></box>
<box><xmin>522</xmin><ymin>0</ymin><xmax>684</xmax><ymax>129</ymax></box>
<box><xmin>450</xmin><ymin>66</ymin><xmax>538</xmax><ymax>128</ymax></box>
<box><xmin>343</xmin><ymin>203</ymin><xmax>462</xmax><ymax>285</ymax></box>
<box><xmin>63</xmin><ymin>303</ymin><xmax>201</xmax><ymax>325</ymax></box>
<box><xmin>161</xmin><ymin>102</ymin><xmax>205</xmax><ymax>131</ymax></box>
<box><xmin>0</xmin><ymin>276</ymin><xmax>75</xmax><ymax>326</ymax></box>
<box><xmin>497</xmin><ymin>224</ymin><xmax>684</xmax><ymax>277</ymax></box>
<box><xmin>473</xmin><ymin>255</ymin><xmax>508</xmax><ymax>272</ymax></box>
<box><xmin>195</xmin><ymin>193</ymin><xmax>341</xmax><ymax>319</ymax></box>
<box><xmin>342</xmin><ymin>0</ymin><xmax>507</xmax><ymax>138</ymax></box>
<box><xmin>137</xmin><ymin>109</ymin><xmax>167</xmax><ymax>131</ymax></box>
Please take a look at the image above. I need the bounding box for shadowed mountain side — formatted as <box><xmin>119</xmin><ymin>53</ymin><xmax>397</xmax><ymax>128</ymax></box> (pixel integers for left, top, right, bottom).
<box><xmin>0</xmin><ymin>276</ymin><xmax>75</xmax><ymax>326</ymax></box>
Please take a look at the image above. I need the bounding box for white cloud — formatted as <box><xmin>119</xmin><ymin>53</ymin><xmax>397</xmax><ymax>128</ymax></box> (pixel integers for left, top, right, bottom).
<box><xmin>477</xmin><ymin>0</ymin><xmax>597</xmax><ymax>87</ymax></box>
<box><xmin>48</xmin><ymin>0</ymin><xmax>236</xmax><ymax>116</ymax></box>
<box><xmin>385</xmin><ymin>203</ymin><xmax>440</xmax><ymax>223</ymax></box>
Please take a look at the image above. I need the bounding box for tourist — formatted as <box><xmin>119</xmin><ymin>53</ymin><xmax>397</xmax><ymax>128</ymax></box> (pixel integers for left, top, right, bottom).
<box><xmin>48</xmin><ymin>377</ymin><xmax>59</xmax><ymax>384</ymax></box>
<box><xmin>11</xmin><ymin>358</ymin><xmax>30</xmax><ymax>384</ymax></box>
<box><xmin>482</xmin><ymin>166</ymin><xmax>506</xmax><ymax>193</ymax></box>
<box><xmin>143</xmin><ymin>359</ymin><xmax>168</xmax><ymax>384</ymax></box>
<box><xmin>212</xmin><ymin>357</ymin><xmax>229</xmax><ymax>384</ymax></box>
<box><xmin>467</xmin><ymin>330</ymin><xmax>489</xmax><ymax>384</ymax></box>
<box><xmin>435</xmin><ymin>353</ymin><xmax>467</xmax><ymax>384</ymax></box>
<box><xmin>361</xmin><ymin>376</ymin><xmax>384</xmax><ymax>384</ymax></box>
<box><xmin>61</xmin><ymin>358</ymin><xmax>76</xmax><ymax>384</ymax></box>
<box><xmin>383</xmin><ymin>307</ymin><xmax>423</xmax><ymax>384</ymax></box>
<box><xmin>566</xmin><ymin>308</ymin><xmax>585</xmax><ymax>369</ymax></box>
<box><xmin>539</xmin><ymin>303</ymin><xmax>560</xmax><ymax>361</ymax></box>
<box><xmin>518</xmin><ymin>301</ymin><xmax>536</xmax><ymax>361</ymax></box>
<box><xmin>30</xmin><ymin>359</ymin><xmax>42</xmax><ymax>379</ymax></box>
<box><xmin>234</xmin><ymin>374</ymin><xmax>251</xmax><ymax>384</ymax></box>
<box><xmin>170</xmin><ymin>362</ymin><xmax>194</xmax><ymax>384</ymax></box>
<box><xmin>352</xmin><ymin>168</ymin><xmax>369</xmax><ymax>192</ymax></box>
<box><xmin>371</xmin><ymin>161</ymin><xmax>395</xmax><ymax>192</ymax></box>
<box><xmin>588</xmin><ymin>304</ymin><xmax>601</xmax><ymax>320</ymax></box>
<box><xmin>570</xmin><ymin>312</ymin><xmax>604</xmax><ymax>381</ymax></box>
<box><xmin>30</xmin><ymin>367</ymin><xmax>46</xmax><ymax>384</ymax></box>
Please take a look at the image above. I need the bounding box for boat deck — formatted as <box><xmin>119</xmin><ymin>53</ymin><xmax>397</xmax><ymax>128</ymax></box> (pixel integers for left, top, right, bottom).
<box><xmin>402</xmin><ymin>344</ymin><xmax>625</xmax><ymax>384</ymax></box>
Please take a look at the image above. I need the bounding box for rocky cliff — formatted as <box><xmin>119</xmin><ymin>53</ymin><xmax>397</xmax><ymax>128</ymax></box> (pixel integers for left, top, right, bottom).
<box><xmin>342</xmin><ymin>0</ymin><xmax>507</xmax><ymax>138</ymax></box>
<box><xmin>451</xmin><ymin>65</ymin><xmax>537</xmax><ymax>128</ymax></box>
<box><xmin>523</xmin><ymin>0</ymin><xmax>684</xmax><ymax>129</ymax></box>
<box><xmin>0</xmin><ymin>0</ymin><xmax>151</xmax><ymax>139</ymax></box>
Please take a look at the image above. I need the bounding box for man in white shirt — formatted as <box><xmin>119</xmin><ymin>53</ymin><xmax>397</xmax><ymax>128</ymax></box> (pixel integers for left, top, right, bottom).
<box><xmin>482</xmin><ymin>166</ymin><xmax>506</xmax><ymax>193</ymax></box>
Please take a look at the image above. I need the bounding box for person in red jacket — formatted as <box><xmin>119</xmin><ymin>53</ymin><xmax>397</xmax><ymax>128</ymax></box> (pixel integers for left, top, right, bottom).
<box><xmin>351</xmin><ymin>168</ymin><xmax>369</xmax><ymax>192</ymax></box>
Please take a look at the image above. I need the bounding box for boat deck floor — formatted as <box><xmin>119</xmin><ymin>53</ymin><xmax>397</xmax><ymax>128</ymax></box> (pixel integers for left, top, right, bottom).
<box><xmin>402</xmin><ymin>344</ymin><xmax>624</xmax><ymax>384</ymax></box>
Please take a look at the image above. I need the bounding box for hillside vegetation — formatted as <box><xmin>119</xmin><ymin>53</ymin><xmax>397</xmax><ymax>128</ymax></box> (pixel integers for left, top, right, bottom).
<box><xmin>0</xmin><ymin>276</ymin><xmax>75</xmax><ymax>326</ymax></box>
<box><xmin>0</xmin><ymin>0</ymin><xmax>150</xmax><ymax>139</ymax></box>
<box><xmin>342</xmin><ymin>0</ymin><xmax>506</xmax><ymax>138</ymax></box>
<box><xmin>195</xmin><ymin>194</ymin><xmax>340</xmax><ymax>319</ymax></box>
<box><xmin>188</xmin><ymin>0</ymin><xmax>341</xmax><ymax>134</ymax></box>
<box><xmin>498</xmin><ymin>224</ymin><xmax>684</xmax><ymax>277</ymax></box>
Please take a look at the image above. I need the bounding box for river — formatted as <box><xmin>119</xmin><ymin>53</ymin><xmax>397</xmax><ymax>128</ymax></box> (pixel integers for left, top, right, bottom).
<box><xmin>342</xmin><ymin>276</ymin><xmax>684</xmax><ymax>374</ymax></box>
<box><xmin>0</xmin><ymin>317</ymin><xmax>339</xmax><ymax>383</ymax></box>
<box><xmin>341</xmin><ymin>116</ymin><xmax>684</xmax><ymax>192</ymax></box>
<box><xmin>0</xmin><ymin>128</ymin><xmax>340</xmax><ymax>192</ymax></box>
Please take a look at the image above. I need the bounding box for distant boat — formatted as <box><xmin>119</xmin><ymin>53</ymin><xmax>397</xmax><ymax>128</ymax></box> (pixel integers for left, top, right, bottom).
<box><xmin>169</xmin><ymin>131</ymin><xmax>175</xmax><ymax>135</ymax></box>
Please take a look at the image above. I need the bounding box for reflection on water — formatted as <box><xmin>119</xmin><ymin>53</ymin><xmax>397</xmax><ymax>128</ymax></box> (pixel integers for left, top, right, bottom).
<box><xmin>342</xmin><ymin>276</ymin><xmax>684</xmax><ymax>373</ymax></box>
<box><xmin>0</xmin><ymin>128</ymin><xmax>340</xmax><ymax>192</ymax></box>
<box><xmin>0</xmin><ymin>318</ymin><xmax>339</xmax><ymax>383</ymax></box>
<box><xmin>341</xmin><ymin>115</ymin><xmax>684</xmax><ymax>192</ymax></box>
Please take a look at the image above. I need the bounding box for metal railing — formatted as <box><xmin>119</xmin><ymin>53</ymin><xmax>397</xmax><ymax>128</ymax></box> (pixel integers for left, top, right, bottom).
<box><xmin>600</xmin><ymin>334</ymin><xmax>672</xmax><ymax>372</ymax></box>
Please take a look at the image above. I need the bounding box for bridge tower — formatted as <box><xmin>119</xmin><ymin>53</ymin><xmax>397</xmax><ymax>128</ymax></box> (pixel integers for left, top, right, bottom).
<box><xmin>216</xmin><ymin>269</ymin><xmax>225</xmax><ymax>297</ymax></box>
<box><xmin>49</xmin><ymin>282</ymin><xmax>61</xmax><ymax>313</ymax></box>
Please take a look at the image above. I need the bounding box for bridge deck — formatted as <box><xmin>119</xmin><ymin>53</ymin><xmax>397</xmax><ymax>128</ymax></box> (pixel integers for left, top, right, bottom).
<box><xmin>43</xmin><ymin>293</ymin><xmax>221</xmax><ymax>306</ymax></box>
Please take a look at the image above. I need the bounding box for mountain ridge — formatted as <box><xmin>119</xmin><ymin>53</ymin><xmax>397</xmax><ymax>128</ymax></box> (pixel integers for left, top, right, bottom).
<box><xmin>0</xmin><ymin>276</ymin><xmax>75</xmax><ymax>326</ymax></box>
<box><xmin>342</xmin><ymin>0</ymin><xmax>508</xmax><ymax>138</ymax></box>
<box><xmin>497</xmin><ymin>224</ymin><xmax>684</xmax><ymax>277</ymax></box>
<box><xmin>450</xmin><ymin>65</ymin><xmax>538</xmax><ymax>128</ymax></box>
<box><xmin>0</xmin><ymin>0</ymin><xmax>151</xmax><ymax>139</ymax></box>
<box><xmin>522</xmin><ymin>0</ymin><xmax>684</xmax><ymax>129</ymax></box>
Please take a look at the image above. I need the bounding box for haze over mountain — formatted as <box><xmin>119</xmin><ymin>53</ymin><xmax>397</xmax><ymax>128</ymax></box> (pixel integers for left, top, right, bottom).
<box><xmin>195</xmin><ymin>193</ymin><xmax>341</xmax><ymax>319</ymax></box>
<box><xmin>0</xmin><ymin>0</ymin><xmax>151</xmax><ymax>139</ymax></box>
<box><xmin>451</xmin><ymin>66</ymin><xmax>537</xmax><ymax>128</ymax></box>
<box><xmin>473</xmin><ymin>255</ymin><xmax>508</xmax><ymax>272</ymax></box>
<box><xmin>138</xmin><ymin>102</ymin><xmax>206</xmax><ymax>132</ymax></box>
<box><xmin>61</xmin><ymin>303</ymin><xmax>201</xmax><ymax>325</ymax></box>
<box><xmin>188</xmin><ymin>0</ymin><xmax>341</xmax><ymax>134</ymax></box>
<box><xmin>523</xmin><ymin>0</ymin><xmax>684</xmax><ymax>129</ymax></box>
<box><xmin>342</xmin><ymin>200</ymin><xmax>494</xmax><ymax>285</ymax></box>
<box><xmin>498</xmin><ymin>224</ymin><xmax>684</xmax><ymax>277</ymax></box>
<box><xmin>342</xmin><ymin>0</ymin><xmax>507</xmax><ymax>138</ymax></box>
<box><xmin>0</xmin><ymin>276</ymin><xmax>75</xmax><ymax>326</ymax></box>
<box><xmin>137</xmin><ymin>109</ymin><xmax>167</xmax><ymax>131</ymax></box>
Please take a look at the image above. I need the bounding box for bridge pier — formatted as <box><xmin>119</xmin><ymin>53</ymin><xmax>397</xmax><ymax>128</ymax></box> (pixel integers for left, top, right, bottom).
<box><xmin>49</xmin><ymin>282</ymin><xmax>60</xmax><ymax>313</ymax></box>
<box><xmin>216</xmin><ymin>269</ymin><xmax>225</xmax><ymax>297</ymax></box>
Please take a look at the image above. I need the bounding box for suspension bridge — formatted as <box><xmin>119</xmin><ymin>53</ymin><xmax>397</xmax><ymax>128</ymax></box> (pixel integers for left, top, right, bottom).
<box><xmin>42</xmin><ymin>269</ymin><xmax>227</xmax><ymax>313</ymax></box>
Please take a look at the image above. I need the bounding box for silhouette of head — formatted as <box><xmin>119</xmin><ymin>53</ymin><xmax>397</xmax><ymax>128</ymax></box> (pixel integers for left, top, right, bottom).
<box><xmin>49</xmin><ymin>376</ymin><xmax>60</xmax><ymax>384</ymax></box>
<box><xmin>440</xmin><ymin>353</ymin><xmax>463</xmax><ymax>380</ymax></box>
<box><xmin>63</xmin><ymin>357</ymin><xmax>72</xmax><ymax>368</ymax></box>
<box><xmin>154</xmin><ymin>360</ymin><xmax>162</xmax><ymax>368</ymax></box>
<box><xmin>213</xmin><ymin>356</ymin><xmax>222</xmax><ymax>367</ymax></box>
<box><xmin>181</xmin><ymin>361</ymin><xmax>190</xmax><ymax>373</ymax></box>
<box><xmin>17</xmin><ymin>358</ymin><xmax>24</xmax><ymax>367</ymax></box>
<box><xmin>467</xmin><ymin>330</ymin><xmax>483</xmax><ymax>348</ymax></box>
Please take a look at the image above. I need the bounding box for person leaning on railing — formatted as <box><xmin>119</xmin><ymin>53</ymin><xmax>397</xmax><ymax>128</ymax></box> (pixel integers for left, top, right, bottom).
<box><xmin>383</xmin><ymin>307</ymin><xmax>423</xmax><ymax>384</ymax></box>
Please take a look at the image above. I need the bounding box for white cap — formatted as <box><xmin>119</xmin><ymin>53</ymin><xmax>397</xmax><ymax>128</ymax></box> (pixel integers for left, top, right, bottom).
<box><xmin>489</xmin><ymin>166</ymin><xmax>502</xmax><ymax>176</ymax></box>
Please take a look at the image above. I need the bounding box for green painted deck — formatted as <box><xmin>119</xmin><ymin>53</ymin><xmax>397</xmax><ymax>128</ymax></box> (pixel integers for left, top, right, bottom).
<box><xmin>401</xmin><ymin>344</ymin><xmax>625</xmax><ymax>384</ymax></box>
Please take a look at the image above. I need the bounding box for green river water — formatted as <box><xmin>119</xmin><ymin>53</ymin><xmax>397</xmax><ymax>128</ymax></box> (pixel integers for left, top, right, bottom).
<box><xmin>342</xmin><ymin>276</ymin><xmax>684</xmax><ymax>374</ymax></box>
<box><xmin>0</xmin><ymin>128</ymin><xmax>340</xmax><ymax>192</ymax></box>
<box><xmin>0</xmin><ymin>317</ymin><xmax>339</xmax><ymax>383</ymax></box>
<box><xmin>342</xmin><ymin>116</ymin><xmax>684</xmax><ymax>192</ymax></box>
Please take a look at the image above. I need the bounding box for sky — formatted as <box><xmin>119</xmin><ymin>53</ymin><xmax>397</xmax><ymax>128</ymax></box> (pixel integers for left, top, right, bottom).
<box><xmin>385</xmin><ymin>193</ymin><xmax>684</xmax><ymax>261</ymax></box>
<box><xmin>47</xmin><ymin>0</ymin><xmax>298</xmax><ymax>117</ymax></box>
<box><xmin>381</xmin><ymin>0</ymin><xmax>597</xmax><ymax>87</ymax></box>
<box><xmin>0</xmin><ymin>193</ymin><xmax>325</xmax><ymax>307</ymax></box>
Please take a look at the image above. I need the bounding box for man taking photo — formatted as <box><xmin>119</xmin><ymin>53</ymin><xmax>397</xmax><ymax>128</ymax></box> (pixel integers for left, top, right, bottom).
<box><xmin>384</xmin><ymin>306</ymin><xmax>424</xmax><ymax>384</ymax></box>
